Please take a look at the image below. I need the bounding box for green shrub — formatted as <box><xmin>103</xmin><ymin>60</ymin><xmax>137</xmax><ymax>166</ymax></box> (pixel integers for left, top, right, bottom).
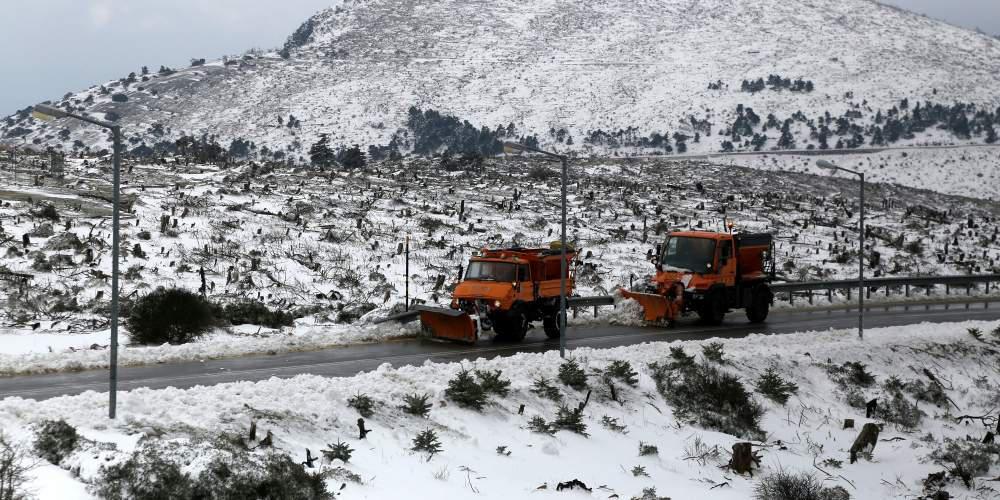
<box><xmin>94</xmin><ymin>445</ymin><xmax>194</xmax><ymax>500</ymax></box>
<box><xmin>34</xmin><ymin>419</ymin><xmax>79</xmax><ymax>465</ymax></box>
<box><xmin>530</xmin><ymin>376</ymin><xmax>562</xmax><ymax>402</ymax></box>
<box><xmin>192</xmin><ymin>451</ymin><xmax>330</xmax><ymax>499</ymax></box>
<box><xmin>702</xmin><ymin>342</ymin><xmax>726</xmax><ymax>363</ymax></box>
<box><xmin>347</xmin><ymin>393</ymin><xmax>375</xmax><ymax>418</ymax></box>
<box><xmin>754</xmin><ymin>366</ymin><xmax>799</xmax><ymax>405</ymax></box>
<box><xmin>558</xmin><ymin>359</ymin><xmax>588</xmax><ymax>390</ymax></box>
<box><xmin>651</xmin><ymin>360</ymin><xmax>763</xmax><ymax>439</ymax></box>
<box><xmin>400</xmin><ymin>393</ymin><xmax>432</xmax><ymax>417</ymax></box>
<box><xmin>127</xmin><ymin>287</ymin><xmax>217</xmax><ymax>345</ymax></box>
<box><xmin>411</xmin><ymin>430</ymin><xmax>443</xmax><ymax>457</ymax></box>
<box><xmin>553</xmin><ymin>405</ymin><xmax>588</xmax><ymax>436</ymax></box>
<box><xmin>930</xmin><ymin>439</ymin><xmax>1000</xmax><ymax>478</ymax></box>
<box><xmin>445</xmin><ymin>369</ymin><xmax>487</xmax><ymax>411</ymax></box>
<box><xmin>638</xmin><ymin>442</ymin><xmax>658</xmax><ymax>456</ymax></box>
<box><xmin>668</xmin><ymin>346</ymin><xmax>696</xmax><ymax>369</ymax></box>
<box><xmin>605</xmin><ymin>360</ymin><xmax>638</xmax><ymax>387</ymax></box>
<box><xmin>600</xmin><ymin>415</ymin><xmax>628</xmax><ymax>434</ymax></box>
<box><xmin>753</xmin><ymin>470</ymin><xmax>847</xmax><ymax>500</ymax></box>
<box><xmin>475</xmin><ymin>369</ymin><xmax>510</xmax><ymax>397</ymax></box>
<box><xmin>321</xmin><ymin>440</ymin><xmax>353</xmax><ymax>463</ymax></box>
<box><xmin>828</xmin><ymin>361</ymin><xmax>876</xmax><ymax>389</ymax></box>
<box><xmin>527</xmin><ymin>416</ymin><xmax>555</xmax><ymax>435</ymax></box>
<box><xmin>223</xmin><ymin>300</ymin><xmax>295</xmax><ymax>328</ymax></box>
<box><xmin>875</xmin><ymin>391</ymin><xmax>924</xmax><ymax>430</ymax></box>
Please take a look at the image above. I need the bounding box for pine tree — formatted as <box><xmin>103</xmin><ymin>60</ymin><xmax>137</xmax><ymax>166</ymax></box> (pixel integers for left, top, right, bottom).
<box><xmin>339</xmin><ymin>145</ymin><xmax>367</xmax><ymax>169</ymax></box>
<box><xmin>987</xmin><ymin>123</ymin><xmax>998</xmax><ymax>144</ymax></box>
<box><xmin>309</xmin><ymin>134</ymin><xmax>335</xmax><ymax>169</ymax></box>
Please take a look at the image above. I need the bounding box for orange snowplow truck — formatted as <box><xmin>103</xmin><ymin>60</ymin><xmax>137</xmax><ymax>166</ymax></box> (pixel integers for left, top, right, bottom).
<box><xmin>622</xmin><ymin>231</ymin><xmax>774</xmax><ymax>326</ymax></box>
<box><xmin>418</xmin><ymin>246</ymin><xmax>577</xmax><ymax>343</ymax></box>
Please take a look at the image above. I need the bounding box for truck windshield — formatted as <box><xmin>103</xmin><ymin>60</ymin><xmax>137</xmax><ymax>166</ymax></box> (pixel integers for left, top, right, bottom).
<box><xmin>661</xmin><ymin>236</ymin><xmax>716</xmax><ymax>272</ymax></box>
<box><xmin>466</xmin><ymin>261</ymin><xmax>515</xmax><ymax>282</ymax></box>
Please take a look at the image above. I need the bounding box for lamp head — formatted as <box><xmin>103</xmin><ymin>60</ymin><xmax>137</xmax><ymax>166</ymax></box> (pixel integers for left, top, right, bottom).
<box><xmin>31</xmin><ymin>104</ymin><xmax>67</xmax><ymax>121</ymax></box>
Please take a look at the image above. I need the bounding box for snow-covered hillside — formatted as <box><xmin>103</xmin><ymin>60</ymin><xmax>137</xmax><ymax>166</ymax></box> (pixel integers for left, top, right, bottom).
<box><xmin>2</xmin><ymin>320</ymin><xmax>999</xmax><ymax>499</ymax></box>
<box><xmin>3</xmin><ymin>0</ymin><xmax>1000</xmax><ymax>159</ymax></box>
<box><xmin>2</xmin><ymin>152</ymin><xmax>999</xmax><ymax>371</ymax></box>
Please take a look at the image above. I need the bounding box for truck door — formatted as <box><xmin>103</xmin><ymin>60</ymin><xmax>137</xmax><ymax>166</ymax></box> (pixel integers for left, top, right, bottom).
<box><xmin>517</xmin><ymin>264</ymin><xmax>533</xmax><ymax>301</ymax></box>
<box><xmin>718</xmin><ymin>239</ymin><xmax>737</xmax><ymax>287</ymax></box>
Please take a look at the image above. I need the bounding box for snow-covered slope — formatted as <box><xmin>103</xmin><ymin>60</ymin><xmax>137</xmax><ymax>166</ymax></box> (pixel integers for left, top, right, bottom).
<box><xmin>4</xmin><ymin>0</ymin><xmax>1000</xmax><ymax>157</ymax></box>
<box><xmin>3</xmin><ymin>320</ymin><xmax>999</xmax><ymax>499</ymax></box>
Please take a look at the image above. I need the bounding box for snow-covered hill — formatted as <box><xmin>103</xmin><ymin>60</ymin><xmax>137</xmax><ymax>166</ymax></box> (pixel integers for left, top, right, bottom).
<box><xmin>3</xmin><ymin>0</ymin><xmax>1000</xmax><ymax>159</ymax></box>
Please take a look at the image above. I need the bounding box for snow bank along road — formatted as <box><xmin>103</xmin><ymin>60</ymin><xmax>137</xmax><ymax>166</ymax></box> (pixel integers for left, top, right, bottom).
<box><xmin>1</xmin><ymin>301</ymin><xmax>998</xmax><ymax>401</ymax></box>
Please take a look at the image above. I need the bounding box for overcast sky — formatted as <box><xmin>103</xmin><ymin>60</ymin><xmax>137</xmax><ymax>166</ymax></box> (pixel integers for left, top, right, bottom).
<box><xmin>2</xmin><ymin>0</ymin><xmax>999</xmax><ymax>116</ymax></box>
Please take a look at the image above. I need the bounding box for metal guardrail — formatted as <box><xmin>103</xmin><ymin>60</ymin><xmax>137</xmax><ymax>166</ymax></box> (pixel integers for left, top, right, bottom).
<box><xmin>377</xmin><ymin>274</ymin><xmax>1000</xmax><ymax>323</ymax></box>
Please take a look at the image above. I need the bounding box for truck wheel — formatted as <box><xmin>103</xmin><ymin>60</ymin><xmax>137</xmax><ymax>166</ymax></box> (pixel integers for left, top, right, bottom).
<box><xmin>543</xmin><ymin>316</ymin><xmax>561</xmax><ymax>339</ymax></box>
<box><xmin>698</xmin><ymin>291</ymin><xmax>726</xmax><ymax>326</ymax></box>
<box><xmin>495</xmin><ymin>311</ymin><xmax>528</xmax><ymax>342</ymax></box>
<box><xmin>746</xmin><ymin>289</ymin><xmax>770</xmax><ymax>324</ymax></box>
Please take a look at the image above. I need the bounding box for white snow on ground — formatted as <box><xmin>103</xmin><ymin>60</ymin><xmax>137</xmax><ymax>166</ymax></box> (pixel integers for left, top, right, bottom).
<box><xmin>0</xmin><ymin>320</ymin><xmax>419</xmax><ymax>376</ymax></box>
<box><xmin>2</xmin><ymin>320</ymin><xmax>1000</xmax><ymax>499</ymax></box>
<box><xmin>724</xmin><ymin>146</ymin><xmax>1000</xmax><ymax>201</ymax></box>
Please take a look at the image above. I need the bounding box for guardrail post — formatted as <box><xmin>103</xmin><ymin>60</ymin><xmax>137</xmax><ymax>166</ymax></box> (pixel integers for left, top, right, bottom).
<box><xmin>789</xmin><ymin>292</ymin><xmax>794</xmax><ymax>305</ymax></box>
<box><xmin>593</xmin><ymin>305</ymin><xmax>598</xmax><ymax>318</ymax></box>
<box><xmin>847</xmin><ymin>288</ymin><xmax>851</xmax><ymax>301</ymax></box>
<box><xmin>926</xmin><ymin>285</ymin><xmax>931</xmax><ymax>297</ymax></box>
<box><xmin>866</xmin><ymin>286</ymin><xmax>871</xmax><ymax>300</ymax></box>
<box><xmin>966</xmin><ymin>285</ymin><xmax>971</xmax><ymax>296</ymax></box>
<box><xmin>905</xmin><ymin>284</ymin><xmax>910</xmax><ymax>297</ymax></box>
<box><xmin>573</xmin><ymin>307</ymin><xmax>578</xmax><ymax>319</ymax></box>
<box><xmin>945</xmin><ymin>284</ymin><xmax>950</xmax><ymax>295</ymax></box>
<box><xmin>827</xmin><ymin>290</ymin><xmax>833</xmax><ymax>303</ymax></box>
<box><xmin>808</xmin><ymin>291</ymin><xmax>813</xmax><ymax>305</ymax></box>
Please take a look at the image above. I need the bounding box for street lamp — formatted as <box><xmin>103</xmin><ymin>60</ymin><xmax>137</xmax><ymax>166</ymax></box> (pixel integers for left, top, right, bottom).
<box><xmin>817</xmin><ymin>160</ymin><xmax>865</xmax><ymax>340</ymax></box>
<box><xmin>503</xmin><ymin>141</ymin><xmax>569</xmax><ymax>358</ymax></box>
<box><xmin>33</xmin><ymin>104</ymin><xmax>123</xmax><ymax>417</ymax></box>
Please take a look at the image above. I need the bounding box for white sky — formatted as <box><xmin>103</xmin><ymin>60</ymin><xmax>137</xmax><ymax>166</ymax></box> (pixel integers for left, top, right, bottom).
<box><xmin>1</xmin><ymin>0</ymin><xmax>998</xmax><ymax>116</ymax></box>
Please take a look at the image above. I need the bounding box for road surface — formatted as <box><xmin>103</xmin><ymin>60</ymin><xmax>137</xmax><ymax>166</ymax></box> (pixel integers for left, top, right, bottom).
<box><xmin>1</xmin><ymin>302</ymin><xmax>997</xmax><ymax>401</ymax></box>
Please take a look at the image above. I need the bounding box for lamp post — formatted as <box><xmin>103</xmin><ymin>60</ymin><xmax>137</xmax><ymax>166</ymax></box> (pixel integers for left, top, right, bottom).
<box><xmin>503</xmin><ymin>142</ymin><xmax>569</xmax><ymax>358</ymax></box>
<box><xmin>817</xmin><ymin>160</ymin><xmax>865</xmax><ymax>340</ymax></box>
<box><xmin>33</xmin><ymin>104</ymin><xmax>122</xmax><ymax>417</ymax></box>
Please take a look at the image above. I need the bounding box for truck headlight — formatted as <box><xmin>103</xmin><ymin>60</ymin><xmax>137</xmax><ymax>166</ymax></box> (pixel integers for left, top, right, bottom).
<box><xmin>494</xmin><ymin>300</ymin><xmax>501</xmax><ymax>308</ymax></box>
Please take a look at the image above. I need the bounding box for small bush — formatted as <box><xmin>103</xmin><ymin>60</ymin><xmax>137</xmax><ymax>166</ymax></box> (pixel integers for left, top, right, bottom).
<box><xmin>347</xmin><ymin>393</ymin><xmax>375</xmax><ymax>418</ymax></box>
<box><xmin>321</xmin><ymin>440</ymin><xmax>353</xmax><ymax>463</ymax></box>
<box><xmin>651</xmin><ymin>360</ymin><xmax>763</xmax><ymax>439</ymax></box>
<box><xmin>828</xmin><ymin>361</ymin><xmax>876</xmax><ymax>389</ymax></box>
<box><xmin>668</xmin><ymin>346</ymin><xmax>696</xmax><ymax>369</ymax></box>
<box><xmin>192</xmin><ymin>451</ymin><xmax>330</xmax><ymax>499</ymax></box>
<box><xmin>411</xmin><ymin>430</ymin><xmax>443</xmax><ymax>457</ymax></box>
<box><xmin>527</xmin><ymin>165</ymin><xmax>554</xmax><ymax>180</ymax></box>
<box><xmin>702</xmin><ymin>342</ymin><xmax>725</xmax><ymax>363</ymax></box>
<box><xmin>638</xmin><ymin>442</ymin><xmax>658</xmax><ymax>456</ymax></box>
<box><xmin>930</xmin><ymin>439</ymin><xmax>1000</xmax><ymax>478</ymax></box>
<box><xmin>605</xmin><ymin>360</ymin><xmax>638</xmax><ymax>387</ymax></box>
<box><xmin>400</xmin><ymin>393</ymin><xmax>431</xmax><ymax>417</ymax></box>
<box><xmin>530</xmin><ymin>376</ymin><xmax>562</xmax><ymax>402</ymax></box>
<box><xmin>632</xmin><ymin>487</ymin><xmax>670</xmax><ymax>500</ymax></box>
<box><xmin>553</xmin><ymin>405</ymin><xmax>588</xmax><ymax>436</ymax></box>
<box><xmin>967</xmin><ymin>327</ymin><xmax>984</xmax><ymax>342</ymax></box>
<box><xmin>127</xmin><ymin>287</ymin><xmax>216</xmax><ymax>345</ymax></box>
<box><xmin>631</xmin><ymin>465</ymin><xmax>649</xmax><ymax>477</ymax></box>
<box><xmin>31</xmin><ymin>204</ymin><xmax>60</xmax><ymax>221</ymax></box>
<box><xmin>754</xmin><ymin>366</ymin><xmax>799</xmax><ymax>405</ymax></box>
<box><xmin>34</xmin><ymin>419</ymin><xmax>79</xmax><ymax>464</ymax></box>
<box><xmin>527</xmin><ymin>416</ymin><xmax>555</xmax><ymax>435</ymax></box>
<box><xmin>94</xmin><ymin>445</ymin><xmax>194</xmax><ymax>500</ymax></box>
<box><xmin>753</xmin><ymin>470</ymin><xmax>844</xmax><ymax>500</ymax></box>
<box><xmin>558</xmin><ymin>359</ymin><xmax>588</xmax><ymax>390</ymax></box>
<box><xmin>223</xmin><ymin>300</ymin><xmax>295</xmax><ymax>328</ymax></box>
<box><xmin>445</xmin><ymin>369</ymin><xmax>487</xmax><ymax>411</ymax></box>
<box><xmin>875</xmin><ymin>391</ymin><xmax>923</xmax><ymax>430</ymax></box>
<box><xmin>600</xmin><ymin>415</ymin><xmax>628</xmax><ymax>434</ymax></box>
<box><xmin>475</xmin><ymin>369</ymin><xmax>511</xmax><ymax>397</ymax></box>
<box><xmin>0</xmin><ymin>433</ymin><xmax>33</xmax><ymax>500</ymax></box>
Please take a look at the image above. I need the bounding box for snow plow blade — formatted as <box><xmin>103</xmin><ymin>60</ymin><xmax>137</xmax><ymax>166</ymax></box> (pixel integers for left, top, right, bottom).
<box><xmin>620</xmin><ymin>290</ymin><xmax>672</xmax><ymax>323</ymax></box>
<box><xmin>416</xmin><ymin>306</ymin><xmax>477</xmax><ymax>343</ymax></box>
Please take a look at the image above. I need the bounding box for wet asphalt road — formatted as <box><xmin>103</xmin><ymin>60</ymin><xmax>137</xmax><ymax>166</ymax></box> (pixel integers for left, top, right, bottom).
<box><xmin>1</xmin><ymin>301</ymin><xmax>998</xmax><ymax>401</ymax></box>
